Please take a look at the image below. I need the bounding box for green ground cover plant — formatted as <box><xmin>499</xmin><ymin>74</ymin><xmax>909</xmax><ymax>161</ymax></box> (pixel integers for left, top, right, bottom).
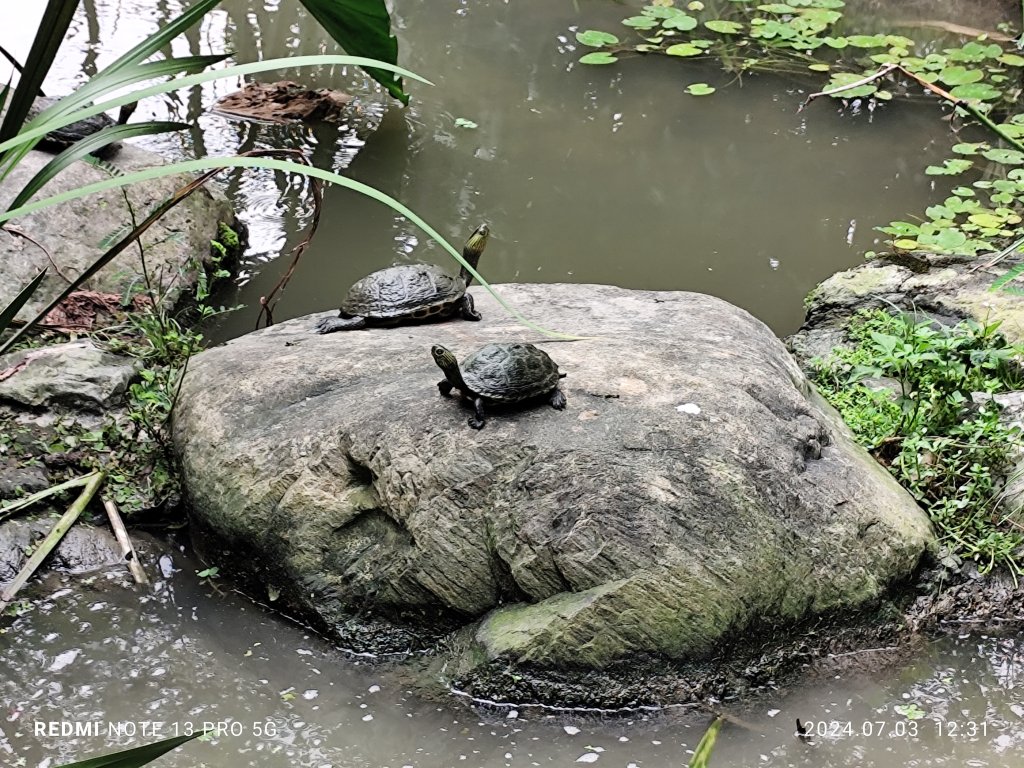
<box><xmin>810</xmin><ymin>309</ymin><xmax>1024</xmax><ymax>575</ymax></box>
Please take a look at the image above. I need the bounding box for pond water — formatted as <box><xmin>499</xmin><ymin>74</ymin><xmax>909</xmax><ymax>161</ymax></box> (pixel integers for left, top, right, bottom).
<box><xmin>2</xmin><ymin>0</ymin><xmax>1001</xmax><ymax>339</ymax></box>
<box><xmin>2</xmin><ymin>1</ymin><xmax>1024</xmax><ymax>767</ymax></box>
<box><xmin>1</xmin><ymin>552</ymin><xmax>1023</xmax><ymax>768</ymax></box>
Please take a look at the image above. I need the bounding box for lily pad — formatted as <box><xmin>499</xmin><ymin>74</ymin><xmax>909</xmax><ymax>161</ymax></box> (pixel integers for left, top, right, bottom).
<box><xmin>579</xmin><ymin>51</ymin><xmax>619</xmax><ymax>65</ymax></box>
<box><xmin>938</xmin><ymin>66</ymin><xmax>984</xmax><ymax>86</ymax></box>
<box><xmin>666</xmin><ymin>43</ymin><xmax>704</xmax><ymax>57</ymax></box>
<box><xmin>662</xmin><ymin>14</ymin><xmax>698</xmax><ymax>30</ymax></box>
<box><xmin>576</xmin><ymin>30</ymin><xmax>619</xmax><ymax>47</ymax></box>
<box><xmin>685</xmin><ymin>83</ymin><xmax>716</xmax><ymax>95</ymax></box>
<box><xmin>623</xmin><ymin>16</ymin><xmax>659</xmax><ymax>29</ymax></box>
<box><xmin>981</xmin><ymin>148</ymin><xmax>1024</xmax><ymax>165</ymax></box>
<box><xmin>925</xmin><ymin>159</ymin><xmax>973</xmax><ymax>175</ymax></box>
<box><xmin>949</xmin><ymin>82</ymin><xmax>1002</xmax><ymax>101</ymax></box>
<box><xmin>705</xmin><ymin>19</ymin><xmax>743</xmax><ymax>34</ymax></box>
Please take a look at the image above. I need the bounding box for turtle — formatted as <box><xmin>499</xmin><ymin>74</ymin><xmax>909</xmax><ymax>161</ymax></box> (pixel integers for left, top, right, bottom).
<box><xmin>313</xmin><ymin>224</ymin><xmax>490</xmax><ymax>334</ymax></box>
<box><xmin>431</xmin><ymin>342</ymin><xmax>567</xmax><ymax>429</ymax></box>
<box><xmin>26</xmin><ymin>96</ymin><xmax>132</xmax><ymax>159</ymax></box>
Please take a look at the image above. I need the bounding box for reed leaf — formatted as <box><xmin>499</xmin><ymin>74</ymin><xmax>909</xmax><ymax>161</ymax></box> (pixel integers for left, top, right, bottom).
<box><xmin>53</xmin><ymin>732</ymin><xmax>204</xmax><ymax>768</ymax></box>
<box><xmin>0</xmin><ymin>269</ymin><xmax>47</xmax><ymax>334</ymax></box>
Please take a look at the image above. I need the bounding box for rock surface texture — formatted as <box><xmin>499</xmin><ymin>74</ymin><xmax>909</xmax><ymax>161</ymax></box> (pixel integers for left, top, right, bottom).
<box><xmin>0</xmin><ymin>146</ymin><xmax>236</xmax><ymax>320</ymax></box>
<box><xmin>174</xmin><ymin>284</ymin><xmax>934</xmax><ymax>670</ymax></box>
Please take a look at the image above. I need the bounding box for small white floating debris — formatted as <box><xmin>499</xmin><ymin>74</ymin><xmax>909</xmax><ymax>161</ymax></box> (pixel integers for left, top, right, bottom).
<box><xmin>618</xmin><ymin>736</ymin><xmax>629</xmax><ymax>742</ymax></box>
<box><xmin>1010</xmin><ymin>703</ymin><xmax>1024</xmax><ymax>718</ymax></box>
<box><xmin>362</xmin><ymin>714</ymin><xmax>374</xmax><ymax>722</ymax></box>
<box><xmin>507</xmin><ymin>710</ymin><xmax>519</xmax><ymax>719</ymax></box>
<box><xmin>576</xmin><ymin>753</ymin><xmax>599</xmax><ymax>763</ymax></box>
<box><xmin>676</xmin><ymin>403</ymin><xmax>701</xmax><ymax>415</ymax></box>
<box><xmin>505</xmin><ymin>753</ymin><xmax>513</xmax><ymax>759</ymax></box>
<box><xmin>767</xmin><ymin>709</ymin><xmax>781</xmax><ymax>718</ymax></box>
<box><xmin>564</xmin><ymin>726</ymin><xmax>581</xmax><ymax>735</ymax></box>
<box><xmin>769</xmin><ymin>258</ymin><xmax>780</xmax><ymax>270</ymax></box>
<box><xmin>303</xmin><ymin>690</ymin><xmax>318</xmax><ymax>700</ymax></box>
<box><xmin>296</xmin><ymin>648</ymin><xmax>313</xmax><ymax>656</ymax></box>
<box><xmin>368</xmin><ymin>685</ymin><xmax>381</xmax><ymax>693</ymax></box>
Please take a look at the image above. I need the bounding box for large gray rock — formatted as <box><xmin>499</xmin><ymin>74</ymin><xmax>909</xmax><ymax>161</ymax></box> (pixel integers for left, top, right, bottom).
<box><xmin>174</xmin><ymin>284</ymin><xmax>934</xmax><ymax>669</ymax></box>
<box><xmin>0</xmin><ymin>341</ymin><xmax>138</xmax><ymax>412</ymax></box>
<box><xmin>0</xmin><ymin>146</ymin><xmax>236</xmax><ymax>320</ymax></box>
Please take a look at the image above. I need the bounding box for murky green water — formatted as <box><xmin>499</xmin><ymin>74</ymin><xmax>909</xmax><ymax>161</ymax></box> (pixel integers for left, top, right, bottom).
<box><xmin>3</xmin><ymin>0</ymin><xmax>999</xmax><ymax>339</ymax></box>
<box><xmin>2</xmin><ymin>554</ymin><xmax>1023</xmax><ymax>767</ymax></box>
<box><xmin>3</xmin><ymin>1</ymin><xmax>1024</xmax><ymax>766</ymax></box>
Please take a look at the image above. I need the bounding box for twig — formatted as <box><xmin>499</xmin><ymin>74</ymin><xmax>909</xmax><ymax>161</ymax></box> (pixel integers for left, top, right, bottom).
<box><xmin>0</xmin><ymin>471</ymin><xmax>105</xmax><ymax>612</ymax></box>
<box><xmin>253</xmin><ymin>151</ymin><xmax>324</xmax><ymax>329</ymax></box>
<box><xmin>969</xmin><ymin>232</ymin><xmax>1024</xmax><ymax>273</ymax></box>
<box><xmin>801</xmin><ymin>64</ymin><xmax>1024</xmax><ymax>156</ymax></box>
<box><xmin>102</xmin><ymin>497</ymin><xmax>148</xmax><ymax>585</ymax></box>
<box><xmin>1</xmin><ymin>225</ymin><xmax>72</xmax><ymax>283</ymax></box>
<box><xmin>799</xmin><ymin>64</ymin><xmax>898</xmax><ymax>110</ymax></box>
<box><xmin>0</xmin><ymin>470</ymin><xmax>102</xmax><ymax>521</ymax></box>
<box><xmin>890</xmin><ymin>20</ymin><xmax>1013</xmax><ymax>43</ymax></box>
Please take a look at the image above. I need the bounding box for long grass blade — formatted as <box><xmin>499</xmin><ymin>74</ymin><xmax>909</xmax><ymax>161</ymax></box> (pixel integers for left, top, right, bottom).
<box><xmin>688</xmin><ymin>717</ymin><xmax>724</xmax><ymax>768</ymax></box>
<box><xmin>0</xmin><ymin>157</ymin><xmax>579</xmax><ymax>347</ymax></box>
<box><xmin>7</xmin><ymin>121</ymin><xmax>190</xmax><ymax>211</ymax></box>
<box><xmin>53</xmin><ymin>732</ymin><xmax>204</xmax><ymax>768</ymax></box>
<box><xmin>0</xmin><ymin>0</ymin><xmax>79</xmax><ymax>144</ymax></box>
<box><xmin>0</xmin><ymin>268</ymin><xmax>47</xmax><ymax>334</ymax></box>
<box><xmin>99</xmin><ymin>0</ymin><xmax>222</xmax><ymax>78</ymax></box>
<box><xmin>0</xmin><ymin>56</ymin><xmax>431</xmax><ymax>158</ymax></box>
<box><xmin>0</xmin><ymin>54</ymin><xmax>229</xmax><ymax>181</ymax></box>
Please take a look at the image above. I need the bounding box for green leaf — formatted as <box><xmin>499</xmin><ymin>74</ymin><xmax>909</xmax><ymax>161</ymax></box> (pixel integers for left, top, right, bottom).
<box><xmin>822</xmin><ymin>36</ymin><xmax>848</xmax><ymax>48</ymax></box>
<box><xmin>925</xmin><ymin>159</ymin><xmax>973</xmax><ymax>175</ymax></box>
<box><xmin>623</xmin><ymin>16</ymin><xmax>659</xmax><ymax>29</ymax></box>
<box><xmin>685</xmin><ymin>83</ymin><xmax>716</xmax><ymax>95</ymax></box>
<box><xmin>576</xmin><ymin>30</ymin><xmax>619</xmax><ymax>47</ymax></box>
<box><xmin>808</xmin><ymin>63</ymin><xmax>831</xmax><ymax>72</ymax></box>
<box><xmin>846</xmin><ymin>34</ymin><xmax>888</xmax><ymax>48</ymax></box>
<box><xmin>952</xmin><ymin>142</ymin><xmax>988</xmax><ymax>155</ymax></box>
<box><xmin>662</xmin><ymin>14</ymin><xmax>698</xmax><ymax>31</ymax></box>
<box><xmin>981</xmin><ymin>148</ymin><xmax>1024</xmax><ymax>165</ymax></box>
<box><xmin>53</xmin><ymin>732</ymin><xmax>203</xmax><ymax>768</ymax></box>
<box><xmin>666</xmin><ymin>43</ymin><xmax>704</xmax><ymax>57</ymax></box>
<box><xmin>7</xmin><ymin>121</ymin><xmax>189</xmax><ymax>212</ymax></box>
<box><xmin>0</xmin><ymin>269</ymin><xmax>46</xmax><ymax>334</ymax></box>
<box><xmin>950</xmin><ymin>82</ymin><xmax>1003</xmax><ymax>101</ymax></box>
<box><xmin>705</xmin><ymin>19</ymin><xmax>743</xmax><ymax>34</ymax></box>
<box><xmin>968</xmin><ymin>212</ymin><xmax>1006</xmax><ymax>228</ymax></box>
<box><xmin>297</xmin><ymin>0</ymin><xmax>407</xmax><ymax>104</ymax></box>
<box><xmin>579</xmin><ymin>51</ymin><xmax>618</xmax><ymax>64</ymax></box>
<box><xmin>757</xmin><ymin>3</ymin><xmax>795</xmax><ymax>12</ymax></box>
<box><xmin>932</xmin><ymin>228</ymin><xmax>968</xmax><ymax>250</ymax></box>
<box><xmin>998</xmin><ymin>53</ymin><xmax>1024</xmax><ymax>67</ymax></box>
<box><xmin>938</xmin><ymin>66</ymin><xmax>984</xmax><ymax>86</ymax></box>
<box><xmin>0</xmin><ymin>0</ymin><xmax>79</xmax><ymax>145</ymax></box>
<box><xmin>453</xmin><ymin>117</ymin><xmax>478</xmax><ymax>129</ymax></box>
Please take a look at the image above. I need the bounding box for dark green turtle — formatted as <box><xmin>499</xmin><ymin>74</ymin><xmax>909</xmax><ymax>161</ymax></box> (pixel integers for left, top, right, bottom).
<box><xmin>27</xmin><ymin>96</ymin><xmax>127</xmax><ymax>159</ymax></box>
<box><xmin>314</xmin><ymin>224</ymin><xmax>489</xmax><ymax>334</ymax></box>
<box><xmin>431</xmin><ymin>342</ymin><xmax>567</xmax><ymax>429</ymax></box>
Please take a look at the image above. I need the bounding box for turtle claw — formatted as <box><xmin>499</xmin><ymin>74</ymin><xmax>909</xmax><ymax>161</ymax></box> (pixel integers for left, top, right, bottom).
<box><xmin>549</xmin><ymin>388</ymin><xmax>567</xmax><ymax>410</ymax></box>
<box><xmin>468</xmin><ymin>417</ymin><xmax>485</xmax><ymax>430</ymax></box>
<box><xmin>459</xmin><ymin>293</ymin><xmax>482</xmax><ymax>321</ymax></box>
<box><xmin>314</xmin><ymin>315</ymin><xmax>366</xmax><ymax>334</ymax></box>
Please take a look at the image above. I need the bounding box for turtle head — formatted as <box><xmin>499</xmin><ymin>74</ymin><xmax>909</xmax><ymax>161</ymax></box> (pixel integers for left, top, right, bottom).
<box><xmin>460</xmin><ymin>224</ymin><xmax>489</xmax><ymax>284</ymax></box>
<box><xmin>431</xmin><ymin>344</ymin><xmax>459</xmax><ymax>375</ymax></box>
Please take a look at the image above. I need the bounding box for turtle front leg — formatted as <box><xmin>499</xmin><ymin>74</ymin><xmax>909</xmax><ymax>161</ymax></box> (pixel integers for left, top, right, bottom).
<box><xmin>468</xmin><ymin>397</ymin><xmax>487</xmax><ymax>429</ymax></box>
<box><xmin>314</xmin><ymin>314</ymin><xmax>366</xmax><ymax>334</ymax></box>
<box><xmin>549</xmin><ymin>387</ymin><xmax>567</xmax><ymax>410</ymax></box>
<box><xmin>458</xmin><ymin>293</ymin><xmax>482</xmax><ymax>321</ymax></box>
<box><xmin>437</xmin><ymin>380</ymin><xmax>454</xmax><ymax>397</ymax></box>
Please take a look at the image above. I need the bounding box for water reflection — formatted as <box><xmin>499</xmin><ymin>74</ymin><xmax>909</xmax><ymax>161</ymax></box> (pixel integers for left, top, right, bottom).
<box><xmin>2</xmin><ymin>554</ymin><xmax>1023</xmax><ymax>767</ymax></box>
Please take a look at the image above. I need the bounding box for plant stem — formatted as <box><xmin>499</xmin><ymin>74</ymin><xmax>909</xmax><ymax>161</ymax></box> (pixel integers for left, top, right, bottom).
<box><xmin>0</xmin><ymin>471</ymin><xmax>105</xmax><ymax>612</ymax></box>
<box><xmin>102</xmin><ymin>497</ymin><xmax>148</xmax><ymax>585</ymax></box>
<box><xmin>0</xmin><ymin>471</ymin><xmax>102</xmax><ymax>522</ymax></box>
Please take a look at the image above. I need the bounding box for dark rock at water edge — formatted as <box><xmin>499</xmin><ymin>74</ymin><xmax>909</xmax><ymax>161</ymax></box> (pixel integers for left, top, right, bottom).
<box><xmin>174</xmin><ymin>283</ymin><xmax>934</xmax><ymax>702</ymax></box>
